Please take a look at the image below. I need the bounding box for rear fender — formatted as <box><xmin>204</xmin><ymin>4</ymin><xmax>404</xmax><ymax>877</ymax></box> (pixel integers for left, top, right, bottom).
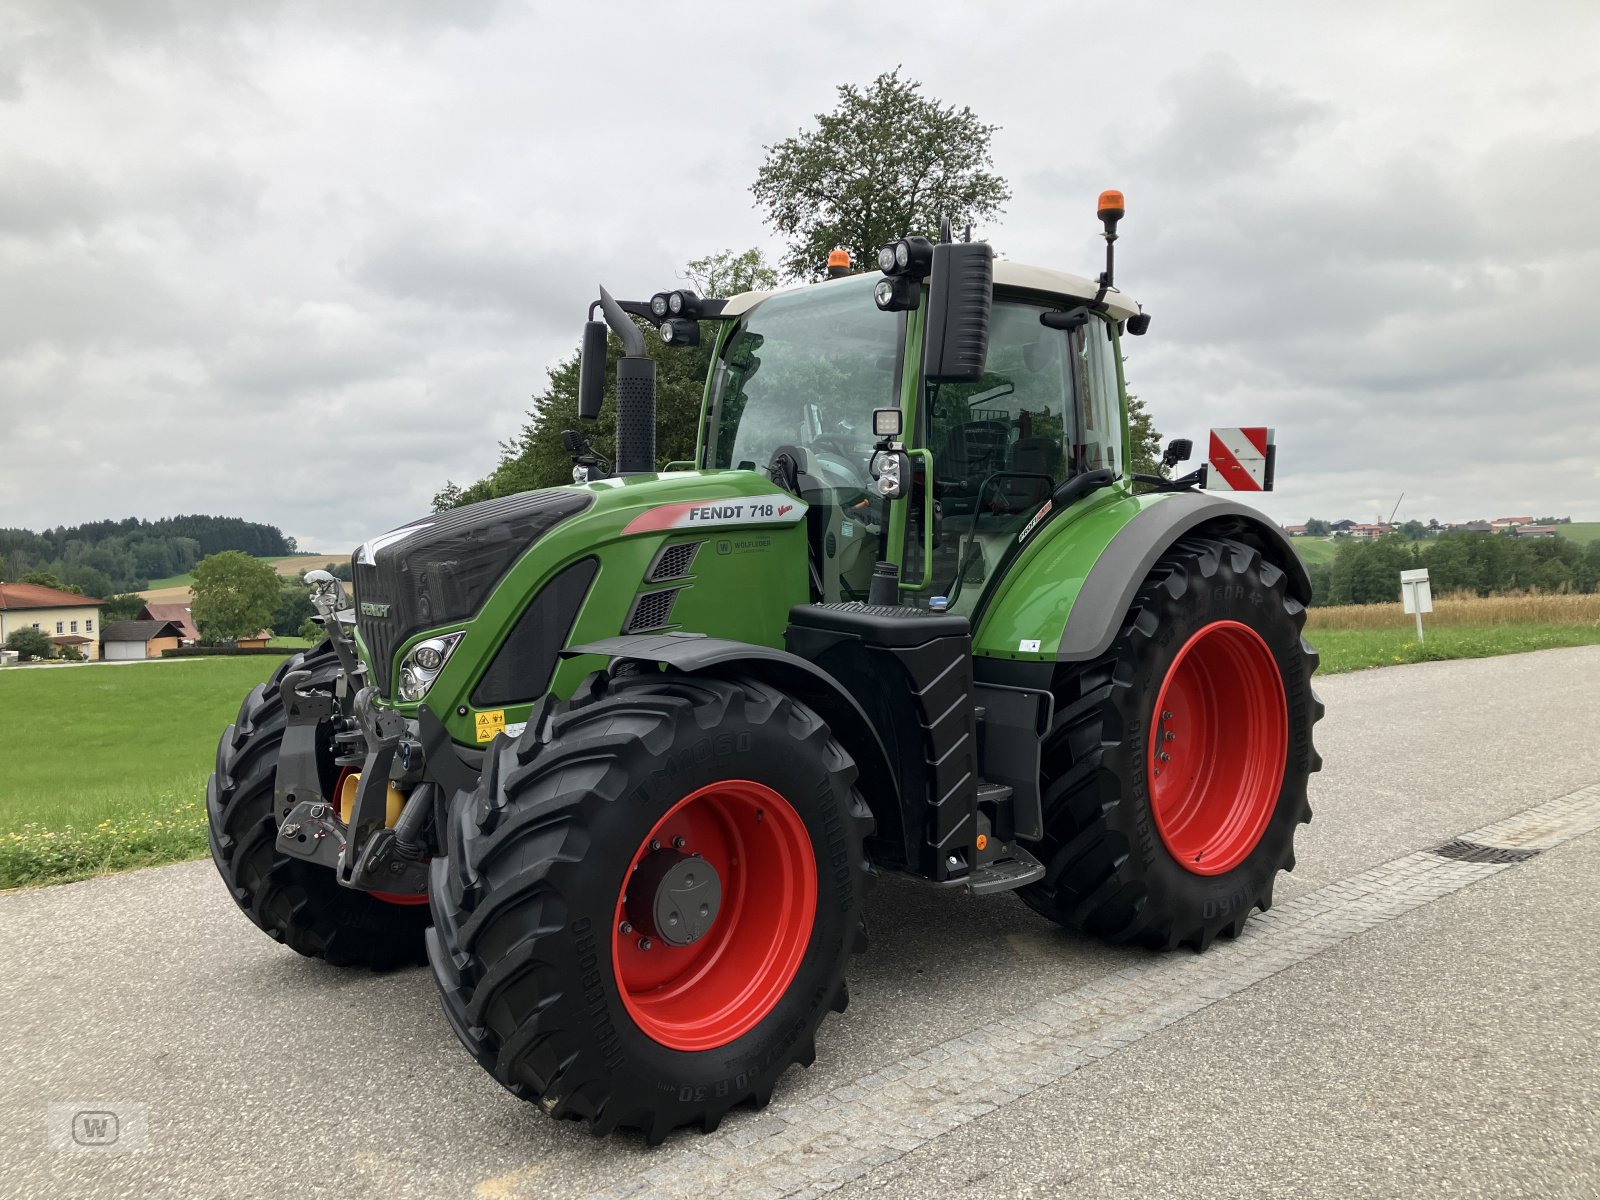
<box><xmin>973</xmin><ymin>490</ymin><xmax>1309</xmax><ymax>664</ymax></box>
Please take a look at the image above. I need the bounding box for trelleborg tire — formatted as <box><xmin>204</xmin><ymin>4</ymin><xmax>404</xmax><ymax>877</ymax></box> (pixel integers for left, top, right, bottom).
<box><xmin>206</xmin><ymin>641</ymin><xmax>430</xmax><ymax>969</ymax></box>
<box><xmin>1018</xmin><ymin>535</ymin><xmax>1322</xmax><ymax>950</ymax></box>
<box><xmin>426</xmin><ymin>671</ymin><xmax>873</xmax><ymax>1142</ymax></box>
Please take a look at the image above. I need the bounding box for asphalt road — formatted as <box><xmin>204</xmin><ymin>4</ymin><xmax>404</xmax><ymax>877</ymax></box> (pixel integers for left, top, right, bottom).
<box><xmin>3</xmin><ymin>645</ymin><xmax>1598</xmax><ymax>1200</ymax></box>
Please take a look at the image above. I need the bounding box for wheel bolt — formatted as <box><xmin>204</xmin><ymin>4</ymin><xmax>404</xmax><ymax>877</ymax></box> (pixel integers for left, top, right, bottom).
<box><xmin>1164</xmin><ymin>731</ymin><xmax>1175</xmax><ymax>741</ymax></box>
<box><xmin>637</xmin><ymin>937</ymin><xmax>653</xmax><ymax>951</ymax></box>
<box><xmin>1159</xmin><ymin>752</ymin><xmax>1170</xmax><ymax>762</ymax></box>
<box><xmin>649</xmin><ymin>839</ymin><xmax>661</xmax><ymax>851</ymax></box>
<box><xmin>619</xmin><ymin>921</ymin><xmax>633</xmax><ymax>935</ymax></box>
<box><xmin>1162</xmin><ymin>711</ymin><xmax>1172</xmax><ymax>720</ymax></box>
<box><xmin>672</xmin><ymin>836</ymin><xmax>686</xmax><ymax>849</ymax></box>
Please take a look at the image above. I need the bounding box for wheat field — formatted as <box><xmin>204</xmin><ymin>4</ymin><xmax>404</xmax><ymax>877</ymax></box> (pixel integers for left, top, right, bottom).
<box><xmin>1308</xmin><ymin>591</ymin><xmax>1600</xmax><ymax>631</ymax></box>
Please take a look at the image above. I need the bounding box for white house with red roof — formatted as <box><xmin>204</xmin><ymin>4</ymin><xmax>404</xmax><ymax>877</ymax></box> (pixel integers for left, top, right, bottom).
<box><xmin>0</xmin><ymin>582</ymin><xmax>106</xmax><ymax>660</ymax></box>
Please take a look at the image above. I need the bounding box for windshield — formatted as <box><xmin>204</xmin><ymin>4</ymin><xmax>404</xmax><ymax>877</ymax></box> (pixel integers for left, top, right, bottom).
<box><xmin>707</xmin><ymin>274</ymin><xmax>901</xmax><ymax>475</ymax></box>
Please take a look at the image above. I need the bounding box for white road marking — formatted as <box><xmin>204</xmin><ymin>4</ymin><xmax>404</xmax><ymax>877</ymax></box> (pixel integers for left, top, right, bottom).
<box><xmin>593</xmin><ymin>783</ymin><xmax>1600</xmax><ymax>1200</ymax></box>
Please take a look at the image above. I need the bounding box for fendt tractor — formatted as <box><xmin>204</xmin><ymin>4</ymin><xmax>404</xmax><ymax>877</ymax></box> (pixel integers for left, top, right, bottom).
<box><xmin>207</xmin><ymin>192</ymin><xmax>1321</xmax><ymax>1141</ymax></box>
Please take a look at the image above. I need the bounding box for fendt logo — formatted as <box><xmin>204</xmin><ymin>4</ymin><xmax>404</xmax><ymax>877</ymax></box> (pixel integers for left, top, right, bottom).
<box><xmin>73</xmin><ymin>1112</ymin><xmax>119</xmax><ymax>1146</ymax></box>
<box><xmin>359</xmin><ymin>601</ymin><xmax>391</xmax><ymax>618</ymax></box>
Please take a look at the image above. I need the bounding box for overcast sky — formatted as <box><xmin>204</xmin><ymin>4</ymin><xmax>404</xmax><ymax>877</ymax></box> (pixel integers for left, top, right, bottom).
<box><xmin>3</xmin><ymin>0</ymin><xmax>1597</xmax><ymax>551</ymax></box>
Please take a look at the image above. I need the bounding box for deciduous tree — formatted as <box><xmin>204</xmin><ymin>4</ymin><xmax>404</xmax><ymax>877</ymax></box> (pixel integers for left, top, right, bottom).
<box><xmin>752</xmin><ymin>68</ymin><xmax>1010</xmax><ymax>280</ymax></box>
<box><xmin>191</xmin><ymin>552</ymin><xmax>280</xmax><ymax>642</ymax></box>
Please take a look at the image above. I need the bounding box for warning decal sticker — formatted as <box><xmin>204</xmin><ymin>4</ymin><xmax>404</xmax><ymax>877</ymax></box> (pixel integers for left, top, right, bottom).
<box><xmin>474</xmin><ymin>710</ymin><xmax>506</xmax><ymax>743</ymax></box>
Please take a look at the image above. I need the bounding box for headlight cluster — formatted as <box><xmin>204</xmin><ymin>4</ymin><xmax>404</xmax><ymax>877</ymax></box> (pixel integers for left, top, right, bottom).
<box><xmin>650</xmin><ymin>290</ymin><xmax>702</xmax><ymax>346</ymax></box>
<box><xmin>397</xmin><ymin>632</ymin><xmax>464</xmax><ymax>703</ymax></box>
<box><xmin>649</xmin><ymin>289</ymin><xmax>700</xmax><ymax>318</ymax></box>
<box><xmin>877</xmin><ymin>236</ymin><xmax>934</xmax><ymax>278</ymax></box>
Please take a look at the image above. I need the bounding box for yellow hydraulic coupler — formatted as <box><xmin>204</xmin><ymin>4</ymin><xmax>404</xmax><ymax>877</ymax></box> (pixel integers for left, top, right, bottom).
<box><xmin>338</xmin><ymin>773</ymin><xmax>406</xmax><ymax>827</ymax></box>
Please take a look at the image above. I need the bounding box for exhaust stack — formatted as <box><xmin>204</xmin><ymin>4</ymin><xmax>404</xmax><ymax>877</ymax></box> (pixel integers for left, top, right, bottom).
<box><xmin>596</xmin><ymin>285</ymin><xmax>657</xmax><ymax>475</ymax></box>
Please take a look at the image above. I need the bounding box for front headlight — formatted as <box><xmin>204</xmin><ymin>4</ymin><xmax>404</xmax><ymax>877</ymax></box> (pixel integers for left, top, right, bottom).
<box><xmin>396</xmin><ymin>632</ymin><xmax>464</xmax><ymax>702</ymax></box>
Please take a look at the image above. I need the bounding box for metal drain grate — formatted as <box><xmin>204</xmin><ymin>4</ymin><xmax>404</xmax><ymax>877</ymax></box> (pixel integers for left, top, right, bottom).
<box><xmin>1430</xmin><ymin>839</ymin><xmax>1541</xmax><ymax>865</ymax></box>
<box><xmin>646</xmin><ymin>541</ymin><xmax>701</xmax><ymax>582</ymax></box>
<box><xmin>625</xmin><ymin>588</ymin><xmax>680</xmax><ymax>632</ymax></box>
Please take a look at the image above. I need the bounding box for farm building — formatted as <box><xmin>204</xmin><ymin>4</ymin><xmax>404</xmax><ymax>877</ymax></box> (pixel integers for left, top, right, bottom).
<box><xmin>100</xmin><ymin>619</ymin><xmax>187</xmax><ymax>660</ymax></box>
<box><xmin>235</xmin><ymin>630</ymin><xmax>274</xmax><ymax>650</ymax></box>
<box><xmin>0</xmin><ymin>582</ymin><xmax>105</xmax><ymax>660</ymax></box>
<box><xmin>137</xmin><ymin>602</ymin><xmax>200</xmax><ymax>643</ymax></box>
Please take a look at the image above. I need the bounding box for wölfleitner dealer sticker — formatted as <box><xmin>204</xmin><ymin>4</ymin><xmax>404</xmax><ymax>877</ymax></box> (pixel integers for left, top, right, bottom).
<box><xmin>622</xmin><ymin>496</ymin><xmax>809</xmax><ymax>536</ymax></box>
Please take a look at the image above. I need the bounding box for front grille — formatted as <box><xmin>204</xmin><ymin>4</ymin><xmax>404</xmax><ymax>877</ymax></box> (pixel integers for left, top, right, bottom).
<box><xmin>625</xmin><ymin>588</ymin><xmax>681</xmax><ymax>632</ymax></box>
<box><xmin>353</xmin><ymin>489</ymin><xmax>594</xmax><ymax>693</ymax></box>
<box><xmin>646</xmin><ymin>540</ymin><xmax>701</xmax><ymax>582</ymax></box>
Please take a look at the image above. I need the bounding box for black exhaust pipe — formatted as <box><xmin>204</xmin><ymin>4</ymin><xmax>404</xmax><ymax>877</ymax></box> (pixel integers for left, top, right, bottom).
<box><xmin>597</xmin><ymin>285</ymin><xmax>656</xmax><ymax>474</ymax></box>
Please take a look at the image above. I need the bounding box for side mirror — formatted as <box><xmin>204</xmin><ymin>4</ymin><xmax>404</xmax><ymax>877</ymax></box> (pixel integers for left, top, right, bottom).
<box><xmin>1161</xmin><ymin>438</ymin><xmax>1193</xmax><ymax>469</ymax></box>
<box><xmin>923</xmin><ymin>241</ymin><xmax>993</xmax><ymax>384</ymax></box>
<box><xmin>577</xmin><ymin>320</ymin><xmax>607</xmax><ymax>420</ymax></box>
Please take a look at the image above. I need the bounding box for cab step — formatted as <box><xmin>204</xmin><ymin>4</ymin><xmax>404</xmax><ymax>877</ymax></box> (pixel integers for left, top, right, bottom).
<box><xmin>967</xmin><ymin>845</ymin><xmax>1045</xmax><ymax>895</ymax></box>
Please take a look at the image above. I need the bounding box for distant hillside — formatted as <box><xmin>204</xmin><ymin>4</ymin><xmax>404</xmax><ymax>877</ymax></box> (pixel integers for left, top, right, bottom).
<box><xmin>0</xmin><ymin>515</ymin><xmax>294</xmax><ymax>597</ymax></box>
<box><xmin>1557</xmin><ymin>521</ymin><xmax>1600</xmax><ymax>548</ymax></box>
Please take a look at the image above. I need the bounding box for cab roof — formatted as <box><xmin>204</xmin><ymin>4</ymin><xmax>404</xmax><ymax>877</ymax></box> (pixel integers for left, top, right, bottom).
<box><xmin>718</xmin><ymin>259</ymin><xmax>1142</xmax><ymax>322</ymax></box>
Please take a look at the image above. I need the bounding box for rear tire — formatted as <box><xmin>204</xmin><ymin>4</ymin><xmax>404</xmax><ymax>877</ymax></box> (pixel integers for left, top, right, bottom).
<box><xmin>1019</xmin><ymin>535</ymin><xmax>1322</xmax><ymax>950</ymax></box>
<box><xmin>206</xmin><ymin>642</ymin><xmax>430</xmax><ymax>969</ymax></box>
<box><xmin>426</xmin><ymin>671</ymin><xmax>873</xmax><ymax>1142</ymax></box>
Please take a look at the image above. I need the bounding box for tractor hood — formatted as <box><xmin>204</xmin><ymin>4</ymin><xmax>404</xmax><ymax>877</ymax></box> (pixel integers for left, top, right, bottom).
<box><xmin>351</xmin><ymin>471</ymin><xmax>813</xmax><ymax>726</ymax></box>
<box><xmin>352</xmin><ymin>489</ymin><xmax>595</xmax><ymax>693</ymax></box>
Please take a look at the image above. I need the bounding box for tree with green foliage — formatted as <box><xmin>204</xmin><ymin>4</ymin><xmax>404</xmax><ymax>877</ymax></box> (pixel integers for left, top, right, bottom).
<box><xmin>19</xmin><ymin>570</ymin><xmax>80</xmax><ymax>593</ymax></box>
<box><xmin>1303</xmin><ymin>518</ymin><xmax>1331</xmax><ymax>537</ymax></box>
<box><xmin>1124</xmin><ymin>391</ymin><xmax>1162</xmax><ymax>478</ymax></box>
<box><xmin>752</xmin><ymin>68</ymin><xmax>1011</xmax><ymax>280</ymax></box>
<box><xmin>4</xmin><ymin>626</ymin><xmax>53</xmax><ymax>661</ymax></box>
<box><xmin>272</xmin><ymin>578</ymin><xmax>316</xmax><ymax>637</ymax></box>
<box><xmin>191</xmin><ymin>551</ymin><xmax>280</xmax><ymax>642</ymax></box>
<box><xmin>435</xmin><ymin>249</ymin><xmax>780</xmax><ymax>506</ymax></box>
<box><xmin>100</xmin><ymin>593</ymin><xmax>148</xmax><ymax>623</ymax></box>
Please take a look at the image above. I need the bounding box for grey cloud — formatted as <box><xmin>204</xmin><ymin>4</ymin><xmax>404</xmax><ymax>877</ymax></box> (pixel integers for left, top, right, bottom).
<box><xmin>1126</xmin><ymin>53</ymin><xmax>1331</xmax><ymax>187</ymax></box>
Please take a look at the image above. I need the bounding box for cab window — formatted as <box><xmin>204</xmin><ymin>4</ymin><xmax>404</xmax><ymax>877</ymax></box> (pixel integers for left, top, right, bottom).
<box><xmin>1078</xmin><ymin>316</ymin><xmax>1123</xmax><ymax>476</ymax></box>
<box><xmin>923</xmin><ymin>298</ymin><xmax>1073</xmax><ymax>607</ymax></box>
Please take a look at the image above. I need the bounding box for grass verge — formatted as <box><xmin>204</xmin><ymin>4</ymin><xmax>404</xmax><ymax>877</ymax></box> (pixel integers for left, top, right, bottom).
<box><xmin>1309</xmin><ymin>623</ymin><xmax>1600</xmax><ymax>675</ymax></box>
<box><xmin>0</xmin><ymin>656</ymin><xmax>282</xmax><ymax>888</ymax></box>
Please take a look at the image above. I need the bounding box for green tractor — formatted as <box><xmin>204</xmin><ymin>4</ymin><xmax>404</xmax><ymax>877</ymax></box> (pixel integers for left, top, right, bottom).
<box><xmin>207</xmin><ymin>193</ymin><xmax>1320</xmax><ymax>1141</ymax></box>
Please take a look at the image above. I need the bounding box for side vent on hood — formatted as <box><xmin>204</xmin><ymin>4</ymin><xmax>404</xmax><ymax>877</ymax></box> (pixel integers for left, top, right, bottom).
<box><xmin>624</xmin><ymin>588</ymin><xmax>681</xmax><ymax>633</ymax></box>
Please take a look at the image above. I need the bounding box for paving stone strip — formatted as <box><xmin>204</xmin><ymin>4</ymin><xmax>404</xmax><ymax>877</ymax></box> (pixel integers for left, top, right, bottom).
<box><xmin>590</xmin><ymin>783</ymin><xmax>1600</xmax><ymax>1200</ymax></box>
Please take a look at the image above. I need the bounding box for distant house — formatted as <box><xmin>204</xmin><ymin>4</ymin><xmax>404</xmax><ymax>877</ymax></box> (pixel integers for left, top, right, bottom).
<box><xmin>137</xmin><ymin>602</ymin><xmax>200</xmax><ymax>644</ymax></box>
<box><xmin>1349</xmin><ymin>523</ymin><xmax>1392</xmax><ymax>539</ymax></box>
<box><xmin>235</xmin><ymin>630</ymin><xmax>274</xmax><ymax>650</ymax></box>
<box><xmin>0</xmin><ymin>582</ymin><xmax>105</xmax><ymax>660</ymax></box>
<box><xmin>101</xmin><ymin>619</ymin><xmax>187</xmax><ymax>661</ymax></box>
<box><xmin>1491</xmin><ymin>516</ymin><xmax>1533</xmax><ymax>530</ymax></box>
<box><xmin>1282</xmin><ymin>524</ymin><xmax>1309</xmax><ymax>536</ymax></box>
<box><xmin>1329</xmin><ymin>520</ymin><xmax>1358</xmax><ymax>536</ymax></box>
<box><xmin>1511</xmin><ymin>524</ymin><xmax>1558</xmax><ymax>539</ymax></box>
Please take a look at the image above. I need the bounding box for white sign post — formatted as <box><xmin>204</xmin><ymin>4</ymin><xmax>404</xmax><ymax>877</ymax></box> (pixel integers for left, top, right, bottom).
<box><xmin>1400</xmin><ymin>567</ymin><xmax>1433</xmax><ymax>642</ymax></box>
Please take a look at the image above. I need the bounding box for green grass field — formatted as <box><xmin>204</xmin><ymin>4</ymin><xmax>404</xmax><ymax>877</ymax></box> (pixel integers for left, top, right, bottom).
<box><xmin>0</xmin><ymin>657</ymin><xmax>283</xmax><ymax>887</ymax></box>
<box><xmin>1290</xmin><ymin>537</ymin><xmax>1340</xmax><ymax>566</ymax></box>
<box><xmin>1556</xmin><ymin>521</ymin><xmax>1600</xmax><ymax>548</ymax></box>
<box><xmin>1310</xmin><ymin>624</ymin><xmax>1600</xmax><ymax>674</ymax></box>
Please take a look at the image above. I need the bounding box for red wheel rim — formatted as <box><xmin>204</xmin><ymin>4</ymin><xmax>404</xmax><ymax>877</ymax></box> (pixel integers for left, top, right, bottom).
<box><xmin>612</xmin><ymin>780</ymin><xmax>817</xmax><ymax>1051</ymax></box>
<box><xmin>1148</xmin><ymin>620</ymin><xmax>1288</xmax><ymax>876</ymax></box>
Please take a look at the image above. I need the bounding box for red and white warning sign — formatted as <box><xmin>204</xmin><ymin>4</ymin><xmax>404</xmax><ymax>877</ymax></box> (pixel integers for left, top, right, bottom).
<box><xmin>1207</xmin><ymin>427</ymin><xmax>1276</xmax><ymax>492</ymax></box>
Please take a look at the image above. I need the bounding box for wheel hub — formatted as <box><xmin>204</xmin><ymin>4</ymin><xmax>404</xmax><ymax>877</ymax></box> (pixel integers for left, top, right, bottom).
<box><xmin>626</xmin><ymin>848</ymin><xmax>723</xmax><ymax>947</ymax></box>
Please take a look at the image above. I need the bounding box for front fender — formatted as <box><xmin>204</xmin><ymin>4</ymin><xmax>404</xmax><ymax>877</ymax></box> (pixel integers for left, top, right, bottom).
<box><xmin>562</xmin><ymin>633</ymin><xmax>900</xmax><ymax>826</ymax></box>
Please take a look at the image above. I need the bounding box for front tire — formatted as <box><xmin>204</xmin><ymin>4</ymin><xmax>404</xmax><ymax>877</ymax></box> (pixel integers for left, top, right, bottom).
<box><xmin>1019</xmin><ymin>535</ymin><xmax>1322</xmax><ymax>950</ymax></box>
<box><xmin>426</xmin><ymin>671</ymin><xmax>873</xmax><ymax>1142</ymax></box>
<box><xmin>206</xmin><ymin>643</ymin><xmax>431</xmax><ymax>969</ymax></box>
